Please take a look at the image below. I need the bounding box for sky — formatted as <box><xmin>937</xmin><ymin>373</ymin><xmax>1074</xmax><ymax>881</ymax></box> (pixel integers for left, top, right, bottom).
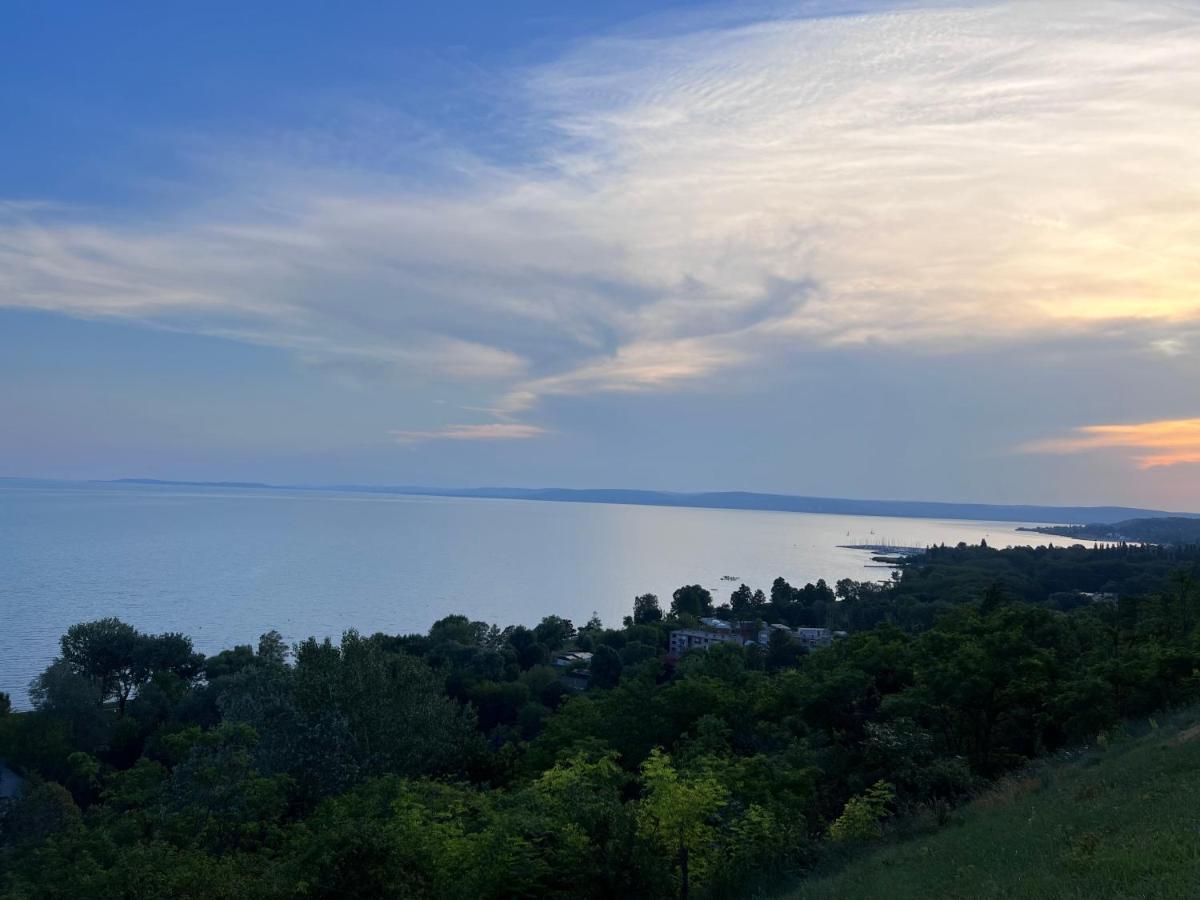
<box><xmin>2</xmin><ymin>0</ymin><xmax>1199</xmax><ymax>509</ymax></box>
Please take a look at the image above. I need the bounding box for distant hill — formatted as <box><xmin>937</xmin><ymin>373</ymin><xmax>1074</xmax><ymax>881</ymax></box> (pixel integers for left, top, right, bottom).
<box><xmin>112</xmin><ymin>478</ymin><xmax>274</xmax><ymax>489</ymax></box>
<box><xmin>69</xmin><ymin>478</ymin><xmax>1200</xmax><ymax>526</ymax></box>
<box><xmin>1020</xmin><ymin>517</ymin><xmax>1200</xmax><ymax>545</ymax></box>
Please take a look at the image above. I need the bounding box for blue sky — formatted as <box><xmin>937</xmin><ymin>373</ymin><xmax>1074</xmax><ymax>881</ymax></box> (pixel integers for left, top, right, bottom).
<box><xmin>3</xmin><ymin>1</ymin><xmax>1199</xmax><ymax>508</ymax></box>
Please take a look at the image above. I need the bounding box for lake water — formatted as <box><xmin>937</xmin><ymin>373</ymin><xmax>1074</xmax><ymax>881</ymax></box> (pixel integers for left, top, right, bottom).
<box><xmin>0</xmin><ymin>481</ymin><xmax>1093</xmax><ymax>706</ymax></box>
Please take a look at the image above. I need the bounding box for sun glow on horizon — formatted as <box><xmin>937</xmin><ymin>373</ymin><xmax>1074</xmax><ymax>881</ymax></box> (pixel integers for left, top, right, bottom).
<box><xmin>1024</xmin><ymin>418</ymin><xmax>1200</xmax><ymax>470</ymax></box>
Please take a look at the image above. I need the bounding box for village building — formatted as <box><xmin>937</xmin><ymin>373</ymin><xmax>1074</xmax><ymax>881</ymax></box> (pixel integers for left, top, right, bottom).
<box><xmin>669</xmin><ymin>621</ymin><xmax>834</xmax><ymax>660</ymax></box>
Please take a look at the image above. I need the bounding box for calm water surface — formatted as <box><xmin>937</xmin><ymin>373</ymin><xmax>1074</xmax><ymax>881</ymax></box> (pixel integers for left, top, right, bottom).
<box><xmin>0</xmin><ymin>482</ymin><xmax>1093</xmax><ymax>705</ymax></box>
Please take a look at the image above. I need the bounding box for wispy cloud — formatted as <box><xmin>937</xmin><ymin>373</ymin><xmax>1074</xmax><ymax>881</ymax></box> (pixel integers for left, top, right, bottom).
<box><xmin>1023</xmin><ymin>418</ymin><xmax>1200</xmax><ymax>469</ymax></box>
<box><xmin>2</xmin><ymin>0</ymin><xmax>1199</xmax><ymax>424</ymax></box>
<box><xmin>389</xmin><ymin>423</ymin><xmax>550</xmax><ymax>444</ymax></box>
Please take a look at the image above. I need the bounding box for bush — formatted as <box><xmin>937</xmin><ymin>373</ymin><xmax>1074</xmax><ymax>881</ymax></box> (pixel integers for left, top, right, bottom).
<box><xmin>828</xmin><ymin>781</ymin><xmax>895</xmax><ymax>843</ymax></box>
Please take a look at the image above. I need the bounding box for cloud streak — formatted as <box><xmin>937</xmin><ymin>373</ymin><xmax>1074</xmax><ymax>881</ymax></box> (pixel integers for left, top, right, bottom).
<box><xmin>2</xmin><ymin>0</ymin><xmax>1199</xmax><ymax>428</ymax></box>
<box><xmin>389</xmin><ymin>423</ymin><xmax>550</xmax><ymax>444</ymax></box>
<box><xmin>1023</xmin><ymin>418</ymin><xmax>1200</xmax><ymax>469</ymax></box>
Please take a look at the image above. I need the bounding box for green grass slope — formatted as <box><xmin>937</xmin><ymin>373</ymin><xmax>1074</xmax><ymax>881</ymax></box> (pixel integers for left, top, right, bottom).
<box><xmin>784</xmin><ymin>713</ymin><xmax>1200</xmax><ymax>900</ymax></box>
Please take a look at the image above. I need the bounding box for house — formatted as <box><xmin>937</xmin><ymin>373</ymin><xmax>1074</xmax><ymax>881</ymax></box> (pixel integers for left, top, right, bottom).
<box><xmin>668</xmin><ymin>628</ymin><xmax>743</xmax><ymax>660</ymax></box>
<box><xmin>553</xmin><ymin>651</ymin><xmax>593</xmax><ymax>668</ymax></box>
<box><xmin>670</xmin><ymin>622</ymin><xmax>835</xmax><ymax>661</ymax></box>
<box><xmin>791</xmin><ymin>627</ymin><xmax>834</xmax><ymax>649</ymax></box>
<box><xmin>553</xmin><ymin>651</ymin><xmax>594</xmax><ymax>692</ymax></box>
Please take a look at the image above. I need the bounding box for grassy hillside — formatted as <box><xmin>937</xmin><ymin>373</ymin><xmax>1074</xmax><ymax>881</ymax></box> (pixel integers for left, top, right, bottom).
<box><xmin>783</xmin><ymin>711</ymin><xmax>1200</xmax><ymax>900</ymax></box>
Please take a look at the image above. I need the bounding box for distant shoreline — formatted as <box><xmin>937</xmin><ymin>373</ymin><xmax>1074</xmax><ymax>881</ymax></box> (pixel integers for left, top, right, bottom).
<box><xmin>2</xmin><ymin>476</ymin><xmax>1193</xmax><ymax>527</ymax></box>
<box><xmin>1018</xmin><ymin>517</ymin><xmax>1200</xmax><ymax>545</ymax></box>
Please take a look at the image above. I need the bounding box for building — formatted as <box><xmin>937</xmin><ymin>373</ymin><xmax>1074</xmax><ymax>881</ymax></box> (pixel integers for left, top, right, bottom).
<box><xmin>790</xmin><ymin>627</ymin><xmax>834</xmax><ymax>649</ymax></box>
<box><xmin>668</xmin><ymin>628</ymin><xmax>743</xmax><ymax>660</ymax></box>
<box><xmin>553</xmin><ymin>651</ymin><xmax>594</xmax><ymax>692</ymax></box>
<box><xmin>670</xmin><ymin>622</ymin><xmax>834</xmax><ymax>661</ymax></box>
<box><xmin>553</xmin><ymin>651</ymin><xmax>593</xmax><ymax>668</ymax></box>
<box><xmin>757</xmin><ymin>623</ymin><xmax>833</xmax><ymax>649</ymax></box>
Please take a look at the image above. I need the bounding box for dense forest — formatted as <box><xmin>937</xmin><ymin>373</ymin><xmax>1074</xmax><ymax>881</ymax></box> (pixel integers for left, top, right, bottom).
<box><xmin>2</xmin><ymin>542</ymin><xmax>1199</xmax><ymax>899</ymax></box>
<box><xmin>1020</xmin><ymin>516</ymin><xmax>1200</xmax><ymax>546</ymax></box>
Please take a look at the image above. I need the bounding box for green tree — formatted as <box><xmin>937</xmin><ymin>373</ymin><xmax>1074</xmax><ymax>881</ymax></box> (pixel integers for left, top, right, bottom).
<box><xmin>828</xmin><ymin>780</ymin><xmax>895</xmax><ymax>842</ymax></box>
<box><xmin>591</xmin><ymin>646</ymin><xmax>624</xmax><ymax>689</ymax></box>
<box><xmin>0</xmin><ymin>779</ymin><xmax>81</xmax><ymax>848</ymax></box>
<box><xmin>204</xmin><ymin>644</ymin><xmax>257</xmax><ymax>681</ymax></box>
<box><xmin>766</xmin><ymin>629</ymin><xmax>804</xmax><ymax>671</ymax></box>
<box><xmin>771</xmin><ymin>577</ymin><xmax>797</xmax><ymax>607</ymax></box>
<box><xmin>28</xmin><ymin>659</ymin><xmax>110</xmax><ymax>753</ymax></box>
<box><xmin>636</xmin><ymin>748</ymin><xmax>728</xmax><ymax>899</ymax></box>
<box><xmin>162</xmin><ymin>722</ymin><xmax>292</xmax><ymax>852</ymax></box>
<box><xmin>730</xmin><ymin>584</ymin><xmax>754</xmax><ymax>613</ymax></box>
<box><xmin>257</xmin><ymin>629</ymin><xmax>289</xmax><ymax>666</ymax></box>
<box><xmin>671</xmin><ymin>585</ymin><xmax>714</xmax><ymax>619</ymax></box>
<box><xmin>222</xmin><ymin>631</ymin><xmax>480</xmax><ymax>797</ymax></box>
<box><xmin>633</xmin><ymin>593</ymin><xmax>664</xmax><ymax>624</ymax></box>
<box><xmin>138</xmin><ymin>631</ymin><xmax>205</xmax><ymax>688</ymax></box>
<box><xmin>534</xmin><ymin>616</ymin><xmax>576</xmax><ymax>651</ymax></box>
<box><xmin>980</xmin><ymin>581</ymin><xmax>1010</xmax><ymax>614</ymax></box>
<box><xmin>59</xmin><ymin>617</ymin><xmax>142</xmax><ymax>714</ymax></box>
<box><xmin>57</xmin><ymin>619</ymin><xmax>202</xmax><ymax>716</ymax></box>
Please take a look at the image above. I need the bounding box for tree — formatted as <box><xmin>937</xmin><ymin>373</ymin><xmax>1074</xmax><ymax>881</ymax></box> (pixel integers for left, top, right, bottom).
<box><xmin>534</xmin><ymin>616</ymin><xmax>576</xmax><ymax>651</ymax></box>
<box><xmin>0</xmin><ymin>779</ymin><xmax>80</xmax><ymax>848</ymax></box>
<box><xmin>162</xmin><ymin>723</ymin><xmax>291</xmax><ymax>852</ymax></box>
<box><xmin>980</xmin><ymin>581</ymin><xmax>1009</xmax><ymax>614</ymax></box>
<box><xmin>137</xmin><ymin>632</ymin><xmax>205</xmax><ymax>685</ymax></box>
<box><xmin>730</xmin><ymin>584</ymin><xmax>753</xmax><ymax>613</ymax></box>
<box><xmin>257</xmin><ymin>630</ymin><xmax>289</xmax><ymax>666</ymax></box>
<box><xmin>0</xmin><ymin>692</ymin><xmax>10</xmax><ymax>717</ymax></box>
<box><xmin>508</xmin><ymin>626</ymin><xmax>550</xmax><ymax>670</ymax></box>
<box><xmin>591</xmin><ymin>646</ymin><xmax>624</xmax><ymax>689</ymax></box>
<box><xmin>637</xmin><ymin>748</ymin><xmax>728</xmax><ymax>899</ymax></box>
<box><xmin>28</xmin><ymin>659</ymin><xmax>110</xmax><ymax>752</ymax></box>
<box><xmin>59</xmin><ymin>619</ymin><xmax>204</xmax><ymax>716</ymax></box>
<box><xmin>633</xmin><ymin>593</ymin><xmax>664</xmax><ymax>624</ymax></box>
<box><xmin>671</xmin><ymin>585</ymin><xmax>713</xmax><ymax>619</ymax></box>
<box><xmin>771</xmin><ymin>577</ymin><xmax>796</xmax><ymax>608</ymax></box>
<box><xmin>528</xmin><ymin>753</ymin><xmax>639</xmax><ymax>895</ymax></box>
<box><xmin>828</xmin><ymin>780</ymin><xmax>895</xmax><ymax>842</ymax></box>
<box><xmin>204</xmin><ymin>644</ymin><xmax>257</xmax><ymax>681</ymax></box>
<box><xmin>222</xmin><ymin>631</ymin><xmax>482</xmax><ymax>796</ymax></box>
<box><xmin>621</xmin><ymin>642</ymin><xmax>658</xmax><ymax>667</ymax></box>
<box><xmin>29</xmin><ymin>663</ymin><xmax>89</xmax><ymax>713</ymax></box>
<box><xmin>59</xmin><ymin>618</ymin><xmax>142</xmax><ymax>715</ymax></box>
<box><xmin>766</xmin><ymin>629</ymin><xmax>804</xmax><ymax>671</ymax></box>
<box><xmin>428</xmin><ymin>614</ymin><xmax>487</xmax><ymax>648</ymax></box>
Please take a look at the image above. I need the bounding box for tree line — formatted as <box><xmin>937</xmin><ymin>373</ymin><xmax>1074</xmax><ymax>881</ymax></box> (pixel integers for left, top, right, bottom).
<box><xmin>1</xmin><ymin>542</ymin><xmax>1199</xmax><ymax>898</ymax></box>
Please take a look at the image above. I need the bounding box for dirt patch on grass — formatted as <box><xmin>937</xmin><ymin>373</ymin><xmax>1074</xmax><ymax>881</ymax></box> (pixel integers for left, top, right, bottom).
<box><xmin>975</xmin><ymin>775</ymin><xmax>1040</xmax><ymax>809</ymax></box>
<box><xmin>1169</xmin><ymin>724</ymin><xmax>1200</xmax><ymax>746</ymax></box>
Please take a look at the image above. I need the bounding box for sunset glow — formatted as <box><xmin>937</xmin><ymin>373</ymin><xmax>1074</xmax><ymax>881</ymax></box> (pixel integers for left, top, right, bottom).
<box><xmin>3</xmin><ymin>0</ymin><xmax>1200</xmax><ymax>507</ymax></box>
<box><xmin>1025</xmin><ymin>418</ymin><xmax>1200</xmax><ymax>469</ymax></box>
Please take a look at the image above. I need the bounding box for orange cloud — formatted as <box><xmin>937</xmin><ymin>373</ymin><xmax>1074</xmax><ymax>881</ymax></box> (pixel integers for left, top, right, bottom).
<box><xmin>1023</xmin><ymin>418</ymin><xmax>1200</xmax><ymax>469</ymax></box>
<box><xmin>389</xmin><ymin>423</ymin><xmax>549</xmax><ymax>445</ymax></box>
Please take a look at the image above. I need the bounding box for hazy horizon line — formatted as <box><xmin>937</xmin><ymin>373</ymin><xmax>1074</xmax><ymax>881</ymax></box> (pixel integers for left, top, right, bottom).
<box><xmin>2</xmin><ymin>475</ymin><xmax>1196</xmax><ymax>524</ymax></box>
